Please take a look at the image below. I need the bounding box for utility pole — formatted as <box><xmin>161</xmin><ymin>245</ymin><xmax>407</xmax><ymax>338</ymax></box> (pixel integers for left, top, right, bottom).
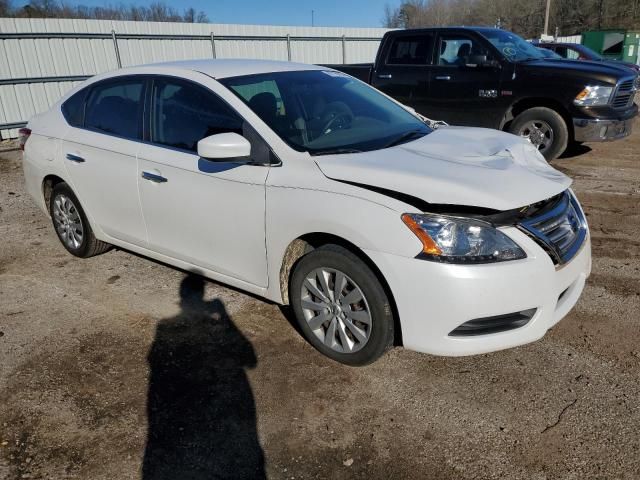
<box><xmin>311</xmin><ymin>10</ymin><xmax>314</xmax><ymax>27</ymax></box>
<box><xmin>543</xmin><ymin>0</ymin><xmax>551</xmax><ymax>36</ymax></box>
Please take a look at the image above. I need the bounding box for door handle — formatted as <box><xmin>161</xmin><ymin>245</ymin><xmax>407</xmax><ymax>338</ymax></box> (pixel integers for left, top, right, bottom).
<box><xmin>435</xmin><ymin>75</ymin><xmax>451</xmax><ymax>81</ymax></box>
<box><xmin>141</xmin><ymin>171</ymin><xmax>168</xmax><ymax>183</ymax></box>
<box><xmin>377</xmin><ymin>73</ymin><xmax>393</xmax><ymax>79</ymax></box>
<box><xmin>66</xmin><ymin>153</ymin><xmax>85</xmax><ymax>163</ymax></box>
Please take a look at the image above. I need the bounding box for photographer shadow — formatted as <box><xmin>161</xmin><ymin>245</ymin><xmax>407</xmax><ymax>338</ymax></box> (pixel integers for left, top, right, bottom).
<box><xmin>142</xmin><ymin>274</ymin><xmax>265</xmax><ymax>480</ymax></box>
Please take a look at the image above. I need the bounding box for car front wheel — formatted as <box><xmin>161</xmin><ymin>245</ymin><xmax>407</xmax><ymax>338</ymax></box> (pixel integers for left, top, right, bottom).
<box><xmin>289</xmin><ymin>244</ymin><xmax>394</xmax><ymax>366</ymax></box>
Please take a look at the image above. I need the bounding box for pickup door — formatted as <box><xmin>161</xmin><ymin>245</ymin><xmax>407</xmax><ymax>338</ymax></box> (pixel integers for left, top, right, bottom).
<box><xmin>372</xmin><ymin>30</ymin><xmax>508</xmax><ymax>129</ymax></box>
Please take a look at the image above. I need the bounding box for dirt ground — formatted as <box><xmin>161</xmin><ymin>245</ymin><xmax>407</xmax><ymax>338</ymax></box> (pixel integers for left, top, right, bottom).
<box><xmin>1</xmin><ymin>129</ymin><xmax>639</xmax><ymax>480</ymax></box>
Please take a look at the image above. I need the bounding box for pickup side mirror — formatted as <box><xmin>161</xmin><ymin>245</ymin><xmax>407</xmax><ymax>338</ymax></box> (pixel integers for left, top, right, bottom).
<box><xmin>465</xmin><ymin>55</ymin><xmax>500</xmax><ymax>68</ymax></box>
<box><xmin>197</xmin><ymin>132</ymin><xmax>251</xmax><ymax>162</ymax></box>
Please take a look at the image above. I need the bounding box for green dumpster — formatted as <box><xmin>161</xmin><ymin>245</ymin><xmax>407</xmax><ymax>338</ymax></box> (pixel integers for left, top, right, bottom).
<box><xmin>582</xmin><ymin>30</ymin><xmax>626</xmax><ymax>60</ymax></box>
<box><xmin>623</xmin><ymin>31</ymin><xmax>640</xmax><ymax>65</ymax></box>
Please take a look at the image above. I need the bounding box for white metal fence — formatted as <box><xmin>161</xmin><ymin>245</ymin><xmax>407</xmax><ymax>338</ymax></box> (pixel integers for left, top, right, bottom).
<box><xmin>0</xmin><ymin>18</ymin><xmax>389</xmax><ymax>139</ymax></box>
<box><xmin>555</xmin><ymin>34</ymin><xmax>582</xmax><ymax>44</ymax></box>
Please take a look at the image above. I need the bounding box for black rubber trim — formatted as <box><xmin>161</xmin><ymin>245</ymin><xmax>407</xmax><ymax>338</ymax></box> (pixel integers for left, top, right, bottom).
<box><xmin>333</xmin><ymin>179</ymin><xmax>564</xmax><ymax>227</ymax></box>
<box><xmin>334</xmin><ymin>179</ymin><xmax>499</xmax><ymax>216</ymax></box>
<box><xmin>449</xmin><ymin>309</ymin><xmax>536</xmax><ymax>337</ymax></box>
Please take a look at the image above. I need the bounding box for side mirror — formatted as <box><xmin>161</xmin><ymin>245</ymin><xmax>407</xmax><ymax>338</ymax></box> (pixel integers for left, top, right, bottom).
<box><xmin>197</xmin><ymin>132</ymin><xmax>251</xmax><ymax>161</ymax></box>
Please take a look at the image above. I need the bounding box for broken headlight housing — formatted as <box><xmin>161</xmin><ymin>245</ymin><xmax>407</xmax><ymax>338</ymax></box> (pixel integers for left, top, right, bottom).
<box><xmin>402</xmin><ymin>213</ymin><xmax>527</xmax><ymax>264</ymax></box>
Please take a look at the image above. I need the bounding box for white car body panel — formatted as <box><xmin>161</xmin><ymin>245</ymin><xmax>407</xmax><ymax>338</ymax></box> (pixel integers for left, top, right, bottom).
<box><xmin>315</xmin><ymin>126</ymin><xmax>572</xmax><ymax>211</ymax></box>
<box><xmin>62</xmin><ymin>128</ymin><xmax>148</xmax><ymax>246</ymax></box>
<box><xmin>22</xmin><ymin>59</ymin><xmax>592</xmax><ymax>357</ymax></box>
<box><xmin>366</xmin><ymin>228</ymin><xmax>591</xmax><ymax>355</ymax></box>
<box><xmin>136</xmin><ymin>142</ymin><xmax>270</xmax><ymax>287</ymax></box>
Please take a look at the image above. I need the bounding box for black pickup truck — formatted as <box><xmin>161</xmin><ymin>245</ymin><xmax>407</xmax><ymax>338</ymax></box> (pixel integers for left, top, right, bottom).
<box><xmin>330</xmin><ymin>27</ymin><xmax>639</xmax><ymax>160</ymax></box>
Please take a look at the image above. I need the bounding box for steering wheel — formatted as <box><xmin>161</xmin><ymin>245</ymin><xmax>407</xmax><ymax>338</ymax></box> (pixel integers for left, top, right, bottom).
<box><xmin>320</xmin><ymin>102</ymin><xmax>354</xmax><ymax>134</ymax></box>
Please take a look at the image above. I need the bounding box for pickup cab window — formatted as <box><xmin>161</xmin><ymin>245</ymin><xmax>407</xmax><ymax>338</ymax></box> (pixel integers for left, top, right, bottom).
<box><xmin>387</xmin><ymin>35</ymin><xmax>433</xmax><ymax>65</ymax></box>
<box><xmin>437</xmin><ymin>35</ymin><xmax>488</xmax><ymax>66</ymax></box>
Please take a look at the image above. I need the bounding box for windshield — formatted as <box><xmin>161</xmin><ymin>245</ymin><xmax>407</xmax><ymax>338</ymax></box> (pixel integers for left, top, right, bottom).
<box><xmin>482</xmin><ymin>30</ymin><xmax>546</xmax><ymax>62</ymax></box>
<box><xmin>220</xmin><ymin>70</ymin><xmax>430</xmax><ymax>155</ymax></box>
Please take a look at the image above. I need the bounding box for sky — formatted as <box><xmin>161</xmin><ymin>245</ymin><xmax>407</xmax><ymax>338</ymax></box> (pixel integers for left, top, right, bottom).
<box><xmin>16</xmin><ymin>0</ymin><xmax>396</xmax><ymax>28</ymax></box>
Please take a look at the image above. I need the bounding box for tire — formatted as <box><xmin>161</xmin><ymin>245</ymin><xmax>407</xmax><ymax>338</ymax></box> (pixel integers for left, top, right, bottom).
<box><xmin>289</xmin><ymin>244</ymin><xmax>394</xmax><ymax>366</ymax></box>
<box><xmin>508</xmin><ymin>107</ymin><xmax>569</xmax><ymax>161</ymax></box>
<box><xmin>49</xmin><ymin>182</ymin><xmax>111</xmax><ymax>258</ymax></box>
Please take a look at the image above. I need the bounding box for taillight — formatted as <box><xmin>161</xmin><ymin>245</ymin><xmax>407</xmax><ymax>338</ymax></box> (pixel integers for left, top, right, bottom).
<box><xmin>18</xmin><ymin>127</ymin><xmax>31</xmax><ymax>151</ymax></box>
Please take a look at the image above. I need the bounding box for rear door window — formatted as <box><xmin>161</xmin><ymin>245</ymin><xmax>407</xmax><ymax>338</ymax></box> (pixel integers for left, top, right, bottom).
<box><xmin>151</xmin><ymin>77</ymin><xmax>243</xmax><ymax>153</ymax></box>
<box><xmin>387</xmin><ymin>35</ymin><xmax>433</xmax><ymax>65</ymax></box>
<box><xmin>85</xmin><ymin>78</ymin><xmax>144</xmax><ymax>140</ymax></box>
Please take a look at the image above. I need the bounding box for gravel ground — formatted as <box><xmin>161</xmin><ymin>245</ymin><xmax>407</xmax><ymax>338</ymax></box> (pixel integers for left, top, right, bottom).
<box><xmin>1</xmin><ymin>130</ymin><xmax>639</xmax><ymax>480</ymax></box>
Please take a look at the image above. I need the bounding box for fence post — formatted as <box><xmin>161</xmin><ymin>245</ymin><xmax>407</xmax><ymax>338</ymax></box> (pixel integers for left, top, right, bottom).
<box><xmin>286</xmin><ymin>34</ymin><xmax>292</xmax><ymax>61</ymax></box>
<box><xmin>210</xmin><ymin>31</ymin><xmax>217</xmax><ymax>58</ymax></box>
<box><xmin>111</xmin><ymin>30</ymin><xmax>122</xmax><ymax>68</ymax></box>
<box><xmin>342</xmin><ymin>35</ymin><xmax>346</xmax><ymax>64</ymax></box>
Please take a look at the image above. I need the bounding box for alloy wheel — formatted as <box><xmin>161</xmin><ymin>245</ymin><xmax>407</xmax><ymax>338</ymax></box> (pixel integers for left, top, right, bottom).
<box><xmin>300</xmin><ymin>267</ymin><xmax>372</xmax><ymax>354</ymax></box>
<box><xmin>52</xmin><ymin>194</ymin><xmax>84</xmax><ymax>250</ymax></box>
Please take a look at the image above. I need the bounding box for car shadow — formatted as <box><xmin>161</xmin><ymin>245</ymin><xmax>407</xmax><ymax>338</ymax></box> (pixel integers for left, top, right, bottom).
<box><xmin>560</xmin><ymin>142</ymin><xmax>592</xmax><ymax>159</ymax></box>
<box><xmin>142</xmin><ymin>274</ymin><xmax>265</xmax><ymax>480</ymax></box>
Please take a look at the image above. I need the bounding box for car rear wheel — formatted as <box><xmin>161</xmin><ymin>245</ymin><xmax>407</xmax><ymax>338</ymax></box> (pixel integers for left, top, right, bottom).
<box><xmin>509</xmin><ymin>107</ymin><xmax>568</xmax><ymax>161</ymax></box>
<box><xmin>49</xmin><ymin>183</ymin><xmax>111</xmax><ymax>258</ymax></box>
<box><xmin>289</xmin><ymin>244</ymin><xmax>394</xmax><ymax>366</ymax></box>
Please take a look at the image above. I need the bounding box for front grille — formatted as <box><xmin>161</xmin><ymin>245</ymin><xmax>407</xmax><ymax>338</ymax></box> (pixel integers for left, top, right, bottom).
<box><xmin>519</xmin><ymin>191</ymin><xmax>587</xmax><ymax>265</ymax></box>
<box><xmin>612</xmin><ymin>77</ymin><xmax>638</xmax><ymax>109</ymax></box>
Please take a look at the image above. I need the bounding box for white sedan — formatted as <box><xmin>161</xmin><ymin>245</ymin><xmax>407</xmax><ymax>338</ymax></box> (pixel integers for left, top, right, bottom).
<box><xmin>21</xmin><ymin>59</ymin><xmax>591</xmax><ymax>365</ymax></box>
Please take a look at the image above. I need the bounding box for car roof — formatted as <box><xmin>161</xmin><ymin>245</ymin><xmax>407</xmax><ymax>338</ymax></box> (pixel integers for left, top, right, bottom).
<box><xmin>392</xmin><ymin>26</ymin><xmax>502</xmax><ymax>34</ymax></box>
<box><xmin>138</xmin><ymin>58</ymin><xmax>326</xmax><ymax>79</ymax></box>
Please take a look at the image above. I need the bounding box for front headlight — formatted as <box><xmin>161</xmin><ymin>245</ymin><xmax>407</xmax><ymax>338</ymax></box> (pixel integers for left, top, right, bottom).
<box><xmin>573</xmin><ymin>85</ymin><xmax>614</xmax><ymax>106</ymax></box>
<box><xmin>401</xmin><ymin>213</ymin><xmax>526</xmax><ymax>264</ymax></box>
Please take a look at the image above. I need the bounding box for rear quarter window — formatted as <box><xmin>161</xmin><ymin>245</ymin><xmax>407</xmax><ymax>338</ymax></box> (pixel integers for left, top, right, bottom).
<box><xmin>61</xmin><ymin>88</ymin><xmax>88</xmax><ymax>127</ymax></box>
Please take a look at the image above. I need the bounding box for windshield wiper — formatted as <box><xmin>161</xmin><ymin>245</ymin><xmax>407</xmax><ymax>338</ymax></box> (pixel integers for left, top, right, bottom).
<box><xmin>383</xmin><ymin>129</ymin><xmax>427</xmax><ymax>149</ymax></box>
<box><xmin>310</xmin><ymin>148</ymin><xmax>363</xmax><ymax>156</ymax></box>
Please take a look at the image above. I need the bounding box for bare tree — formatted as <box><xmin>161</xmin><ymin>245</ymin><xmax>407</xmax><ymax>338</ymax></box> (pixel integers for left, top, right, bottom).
<box><xmin>383</xmin><ymin>3</ymin><xmax>404</xmax><ymax>28</ymax></box>
<box><xmin>3</xmin><ymin>0</ymin><xmax>210</xmax><ymax>23</ymax></box>
<box><xmin>182</xmin><ymin>7</ymin><xmax>208</xmax><ymax>23</ymax></box>
<box><xmin>195</xmin><ymin>10</ymin><xmax>208</xmax><ymax>23</ymax></box>
<box><xmin>0</xmin><ymin>0</ymin><xmax>11</xmax><ymax>17</ymax></box>
<box><xmin>383</xmin><ymin>0</ymin><xmax>640</xmax><ymax>37</ymax></box>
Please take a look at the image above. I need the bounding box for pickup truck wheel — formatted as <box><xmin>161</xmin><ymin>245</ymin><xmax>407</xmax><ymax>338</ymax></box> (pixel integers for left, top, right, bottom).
<box><xmin>509</xmin><ymin>107</ymin><xmax>568</xmax><ymax>161</ymax></box>
<box><xmin>49</xmin><ymin>183</ymin><xmax>111</xmax><ymax>258</ymax></box>
<box><xmin>289</xmin><ymin>245</ymin><xmax>394</xmax><ymax>366</ymax></box>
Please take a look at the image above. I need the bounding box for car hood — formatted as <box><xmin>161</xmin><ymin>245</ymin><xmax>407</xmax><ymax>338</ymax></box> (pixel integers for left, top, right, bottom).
<box><xmin>519</xmin><ymin>58</ymin><xmax>633</xmax><ymax>83</ymax></box>
<box><xmin>314</xmin><ymin>126</ymin><xmax>571</xmax><ymax>211</ymax></box>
